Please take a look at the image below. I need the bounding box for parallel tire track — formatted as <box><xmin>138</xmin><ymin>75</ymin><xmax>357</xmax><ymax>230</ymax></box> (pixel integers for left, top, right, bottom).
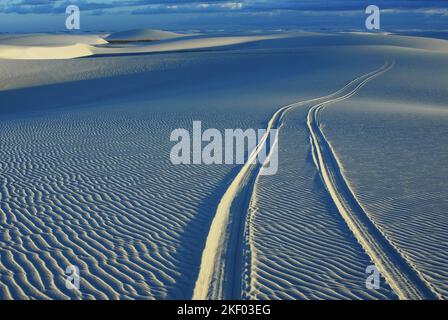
<box><xmin>194</xmin><ymin>61</ymin><xmax>438</xmax><ymax>300</ymax></box>
<box><xmin>192</xmin><ymin>76</ymin><xmax>368</xmax><ymax>299</ymax></box>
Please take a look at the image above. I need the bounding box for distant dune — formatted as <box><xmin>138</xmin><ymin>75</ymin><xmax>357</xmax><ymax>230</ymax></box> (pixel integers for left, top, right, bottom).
<box><xmin>0</xmin><ymin>34</ymin><xmax>104</xmax><ymax>60</ymax></box>
<box><xmin>0</xmin><ymin>34</ymin><xmax>107</xmax><ymax>46</ymax></box>
<box><xmin>0</xmin><ymin>43</ymin><xmax>93</xmax><ymax>60</ymax></box>
<box><xmin>105</xmin><ymin>29</ymin><xmax>190</xmax><ymax>42</ymax></box>
<box><xmin>0</xmin><ymin>32</ymin><xmax>286</xmax><ymax>60</ymax></box>
<box><xmin>1</xmin><ymin>31</ymin><xmax>447</xmax><ymax>61</ymax></box>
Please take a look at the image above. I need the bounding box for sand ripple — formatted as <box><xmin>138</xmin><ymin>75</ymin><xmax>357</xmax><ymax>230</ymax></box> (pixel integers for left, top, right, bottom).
<box><xmin>0</xmin><ymin>106</ymin><xmax>257</xmax><ymax>299</ymax></box>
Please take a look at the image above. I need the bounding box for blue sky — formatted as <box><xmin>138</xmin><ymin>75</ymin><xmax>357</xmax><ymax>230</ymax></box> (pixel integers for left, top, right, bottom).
<box><xmin>0</xmin><ymin>0</ymin><xmax>447</xmax><ymax>32</ymax></box>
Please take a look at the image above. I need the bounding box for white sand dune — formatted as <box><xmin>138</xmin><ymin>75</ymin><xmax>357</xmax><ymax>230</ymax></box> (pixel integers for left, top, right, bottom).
<box><xmin>105</xmin><ymin>29</ymin><xmax>190</xmax><ymax>42</ymax></box>
<box><xmin>193</xmin><ymin>34</ymin><xmax>448</xmax><ymax>300</ymax></box>
<box><xmin>0</xmin><ymin>43</ymin><xmax>94</xmax><ymax>60</ymax></box>
<box><xmin>0</xmin><ymin>34</ymin><xmax>107</xmax><ymax>60</ymax></box>
<box><xmin>0</xmin><ymin>34</ymin><xmax>107</xmax><ymax>46</ymax></box>
<box><xmin>0</xmin><ymin>34</ymin><xmax>287</xmax><ymax>60</ymax></box>
<box><xmin>0</xmin><ymin>31</ymin><xmax>447</xmax><ymax>300</ymax></box>
<box><xmin>0</xmin><ymin>33</ymin><xmax>325</xmax><ymax>299</ymax></box>
<box><xmin>93</xmin><ymin>34</ymin><xmax>291</xmax><ymax>56</ymax></box>
<box><xmin>1</xmin><ymin>31</ymin><xmax>446</xmax><ymax>61</ymax></box>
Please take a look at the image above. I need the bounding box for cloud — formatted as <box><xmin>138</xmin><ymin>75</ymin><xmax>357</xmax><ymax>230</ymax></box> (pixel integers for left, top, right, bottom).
<box><xmin>131</xmin><ymin>1</ymin><xmax>245</xmax><ymax>15</ymax></box>
<box><xmin>1</xmin><ymin>0</ymin><xmax>448</xmax><ymax>33</ymax></box>
<box><xmin>2</xmin><ymin>0</ymin><xmax>448</xmax><ymax>16</ymax></box>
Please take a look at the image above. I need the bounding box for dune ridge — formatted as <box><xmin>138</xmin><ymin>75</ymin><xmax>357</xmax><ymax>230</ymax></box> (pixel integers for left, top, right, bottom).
<box><xmin>105</xmin><ymin>29</ymin><xmax>190</xmax><ymax>42</ymax></box>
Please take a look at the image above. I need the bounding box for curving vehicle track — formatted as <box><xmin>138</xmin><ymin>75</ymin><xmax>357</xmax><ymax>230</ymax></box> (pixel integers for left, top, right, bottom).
<box><xmin>193</xmin><ymin>61</ymin><xmax>437</xmax><ymax>300</ymax></box>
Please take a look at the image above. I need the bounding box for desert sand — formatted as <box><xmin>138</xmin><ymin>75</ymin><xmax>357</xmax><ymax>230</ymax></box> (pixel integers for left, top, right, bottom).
<box><xmin>0</xmin><ymin>30</ymin><xmax>447</xmax><ymax>300</ymax></box>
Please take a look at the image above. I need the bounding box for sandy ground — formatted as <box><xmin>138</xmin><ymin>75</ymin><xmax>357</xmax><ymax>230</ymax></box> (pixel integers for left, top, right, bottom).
<box><xmin>0</xmin><ymin>30</ymin><xmax>447</xmax><ymax>299</ymax></box>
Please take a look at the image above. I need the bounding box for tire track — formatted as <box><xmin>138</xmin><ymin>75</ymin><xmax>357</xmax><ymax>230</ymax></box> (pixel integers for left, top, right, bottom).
<box><xmin>193</xmin><ymin>62</ymin><xmax>402</xmax><ymax>299</ymax></box>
